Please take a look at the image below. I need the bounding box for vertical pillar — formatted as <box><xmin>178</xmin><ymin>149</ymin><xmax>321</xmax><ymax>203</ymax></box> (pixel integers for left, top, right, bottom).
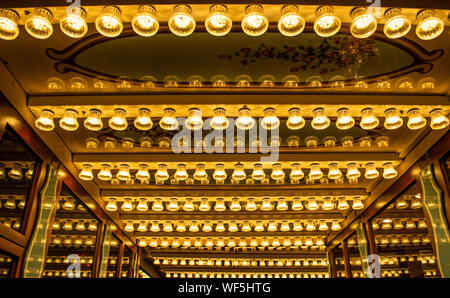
<box><xmin>356</xmin><ymin>222</ymin><xmax>370</xmax><ymax>277</ymax></box>
<box><xmin>97</xmin><ymin>221</ymin><xmax>112</xmax><ymax>278</ymax></box>
<box><xmin>328</xmin><ymin>249</ymin><xmax>337</xmax><ymax>278</ymax></box>
<box><xmin>342</xmin><ymin>240</ymin><xmax>351</xmax><ymax>278</ymax></box>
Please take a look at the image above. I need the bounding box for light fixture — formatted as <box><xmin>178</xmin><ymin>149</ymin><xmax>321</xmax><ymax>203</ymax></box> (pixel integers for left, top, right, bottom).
<box><xmin>261</xmin><ymin>198</ymin><xmax>273</xmax><ymax>211</ymax></box>
<box><xmin>241</xmin><ymin>5</ymin><xmax>268</xmax><ymax>36</ymax></box>
<box><xmin>230</xmin><ymin>198</ymin><xmax>242</xmax><ymax>211</ymax></box>
<box><xmin>336</xmin><ymin>108</ymin><xmax>355</xmax><ymax>130</ymax></box>
<box><xmin>251</xmin><ymin>163</ymin><xmax>265</xmax><ymax>181</ymax></box>
<box><xmin>0</xmin><ymin>9</ymin><xmax>19</xmax><ymax>40</ymax></box>
<box><xmin>360</xmin><ymin>108</ymin><xmax>379</xmax><ymax>130</ymax></box>
<box><xmin>309</xmin><ymin>163</ymin><xmax>323</xmax><ymax>180</ymax></box>
<box><xmin>243</xmin><ymin>198</ymin><xmax>257</xmax><ymax>211</ymax></box>
<box><xmin>346</xmin><ymin>163</ymin><xmax>361</xmax><ymax>179</ymax></box>
<box><xmin>35</xmin><ymin>110</ymin><xmax>55</xmax><ymax>131</ymax></box>
<box><xmin>25</xmin><ymin>8</ymin><xmax>53</xmax><ymax>39</ymax></box>
<box><xmin>261</xmin><ymin>108</ymin><xmax>280</xmax><ymax>130</ymax></box>
<box><xmin>192</xmin><ymin>164</ymin><xmax>207</xmax><ymax>181</ymax></box>
<box><xmin>58</xmin><ymin>109</ymin><xmax>79</xmax><ymax>131</ymax></box>
<box><xmin>109</xmin><ymin>108</ymin><xmax>128</xmax><ymax>130</ymax></box>
<box><xmin>180</xmin><ymin>198</ymin><xmax>193</xmax><ymax>212</ymax></box>
<box><xmin>150</xmin><ymin>198</ymin><xmax>163</xmax><ymax>212</ymax></box>
<box><xmin>328</xmin><ymin>163</ymin><xmax>342</xmax><ymax>180</ymax></box>
<box><xmin>121</xmin><ymin>198</ymin><xmax>134</xmax><ymax>212</ymax></box>
<box><xmin>278</xmin><ymin>5</ymin><xmax>305</xmax><ymax>36</ymax></box>
<box><xmin>132</xmin><ymin>5</ymin><xmax>159</xmax><ymax>37</ymax></box>
<box><xmin>60</xmin><ymin>6</ymin><xmax>88</xmax><ymax>38</ymax></box>
<box><xmin>382</xmin><ymin>162</ymin><xmax>397</xmax><ymax>179</ymax></box>
<box><xmin>214</xmin><ymin>198</ymin><xmax>226</xmax><ymax>211</ymax></box>
<box><xmin>159</xmin><ymin>108</ymin><xmax>178</xmax><ymax>130</ymax></box>
<box><xmin>429</xmin><ymin>109</ymin><xmax>449</xmax><ymax>130</ymax></box>
<box><xmin>163</xmin><ymin>222</ymin><xmax>173</xmax><ymax>232</ymax></box>
<box><xmin>277</xmin><ymin>198</ymin><xmax>289</xmax><ymax>211</ymax></box>
<box><xmin>106</xmin><ymin>198</ymin><xmax>117</xmax><ymax>211</ymax></box>
<box><xmin>136</xmin><ymin>164</ymin><xmax>150</xmax><ymax>182</ymax></box>
<box><xmin>168</xmin><ymin>4</ymin><xmax>195</xmax><ymax>36</ymax></box>
<box><xmin>232</xmin><ymin>163</ymin><xmax>247</xmax><ymax>181</ymax></box>
<box><xmin>311</xmin><ymin>108</ymin><xmax>330</xmax><ymax>130</ymax></box>
<box><xmin>8</xmin><ymin>163</ymin><xmax>23</xmax><ymax>180</ymax></box>
<box><xmin>84</xmin><ymin>109</ymin><xmax>103</xmax><ymax>131</ymax></box>
<box><xmin>364</xmin><ymin>163</ymin><xmax>379</xmax><ymax>179</ymax></box>
<box><xmin>384</xmin><ymin>108</ymin><xmax>403</xmax><ymax>130</ymax></box>
<box><xmin>173</xmin><ymin>164</ymin><xmax>187</xmax><ymax>182</ymax></box>
<box><xmin>314</xmin><ymin>6</ymin><xmax>341</xmax><ymax>37</ymax></box>
<box><xmin>407</xmin><ymin>109</ymin><xmax>427</xmax><ymax>130</ymax></box>
<box><xmin>185</xmin><ymin>108</ymin><xmax>203</xmax><ymax>130</ymax></box>
<box><xmin>167</xmin><ymin>198</ymin><xmax>179</xmax><ymax>212</ymax></box>
<box><xmin>286</xmin><ymin>108</ymin><xmax>305</xmax><ymax>130</ymax></box>
<box><xmin>271</xmin><ymin>163</ymin><xmax>285</xmax><ymax>181</ymax></box>
<box><xmin>136</xmin><ymin>198</ymin><xmax>148</xmax><ymax>212</ymax></box>
<box><xmin>337</xmin><ymin>197</ymin><xmax>349</xmax><ymax>210</ymax></box>
<box><xmin>290</xmin><ymin>163</ymin><xmax>304</xmax><ymax>181</ymax></box>
<box><xmin>210</xmin><ymin>108</ymin><xmax>229</xmax><ymax>130</ymax></box>
<box><xmin>205</xmin><ymin>4</ymin><xmax>232</xmax><ymax>36</ymax></box>
<box><xmin>96</xmin><ymin>6</ymin><xmax>123</xmax><ymax>37</ymax></box>
<box><xmin>116</xmin><ymin>164</ymin><xmax>131</xmax><ymax>181</ymax></box>
<box><xmin>352</xmin><ymin>197</ymin><xmax>364</xmax><ymax>210</ymax></box>
<box><xmin>383</xmin><ymin>8</ymin><xmax>411</xmax><ymax>39</ymax></box>
<box><xmin>134</xmin><ymin>108</ymin><xmax>153</xmax><ymax>130</ymax></box>
<box><xmin>236</xmin><ymin>106</ymin><xmax>255</xmax><ymax>130</ymax></box>
<box><xmin>79</xmin><ymin>164</ymin><xmax>93</xmax><ymax>181</ymax></box>
<box><xmin>415</xmin><ymin>10</ymin><xmax>444</xmax><ymax>40</ymax></box>
<box><xmin>97</xmin><ymin>164</ymin><xmax>112</xmax><ymax>181</ymax></box>
<box><xmin>307</xmin><ymin>198</ymin><xmax>319</xmax><ymax>211</ymax></box>
<box><xmin>124</xmin><ymin>221</ymin><xmax>134</xmax><ymax>232</ymax></box>
<box><xmin>349</xmin><ymin>7</ymin><xmax>377</xmax><ymax>38</ymax></box>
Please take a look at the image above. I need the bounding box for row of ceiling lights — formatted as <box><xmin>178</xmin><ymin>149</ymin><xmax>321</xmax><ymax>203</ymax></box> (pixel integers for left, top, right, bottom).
<box><xmin>81</xmin><ymin>162</ymin><xmax>398</xmax><ymax>183</ymax></box>
<box><xmin>375</xmin><ymin>234</ymin><xmax>431</xmax><ymax>245</ymax></box>
<box><xmin>0</xmin><ymin>163</ymin><xmax>34</xmax><ymax>181</ymax></box>
<box><xmin>372</xmin><ymin>218</ymin><xmax>428</xmax><ymax>230</ymax></box>
<box><xmin>164</xmin><ymin>272</ymin><xmax>329</xmax><ymax>278</ymax></box>
<box><xmin>124</xmin><ymin>219</ymin><xmax>342</xmax><ymax>233</ymax></box>
<box><xmin>50</xmin><ymin>235</ymin><xmax>97</xmax><ymax>246</ymax></box>
<box><xmin>106</xmin><ymin>196</ymin><xmax>364</xmax><ymax>212</ymax></box>
<box><xmin>154</xmin><ymin>257</ymin><xmax>327</xmax><ymax>267</ymax></box>
<box><xmin>139</xmin><ymin>236</ymin><xmax>325</xmax><ymax>248</ymax></box>
<box><xmin>0</xmin><ymin>5</ymin><xmax>445</xmax><ymax>40</ymax></box>
<box><xmin>35</xmin><ymin>107</ymin><xmax>449</xmax><ymax>132</ymax></box>
<box><xmin>52</xmin><ymin>219</ymin><xmax>98</xmax><ymax>232</ymax></box>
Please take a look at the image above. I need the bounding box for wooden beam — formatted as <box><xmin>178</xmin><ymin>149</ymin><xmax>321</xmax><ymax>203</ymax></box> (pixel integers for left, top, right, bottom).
<box><xmin>341</xmin><ymin>240</ymin><xmax>351</xmax><ymax>278</ymax></box>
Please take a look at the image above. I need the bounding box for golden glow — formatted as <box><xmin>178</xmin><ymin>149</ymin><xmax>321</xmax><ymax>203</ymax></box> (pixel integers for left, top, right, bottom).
<box><xmin>182</xmin><ymin>198</ymin><xmax>194</xmax><ymax>211</ymax></box>
<box><xmin>360</xmin><ymin>108</ymin><xmax>379</xmax><ymax>130</ymax></box>
<box><xmin>336</xmin><ymin>108</ymin><xmax>355</xmax><ymax>130</ymax></box>
<box><xmin>352</xmin><ymin>197</ymin><xmax>364</xmax><ymax>210</ymax></box>
<box><xmin>261</xmin><ymin>108</ymin><xmax>280</xmax><ymax>130</ymax></box>
<box><xmin>286</xmin><ymin>108</ymin><xmax>305</xmax><ymax>130</ymax></box>
<box><xmin>364</xmin><ymin>163</ymin><xmax>379</xmax><ymax>179</ymax></box>
<box><xmin>136</xmin><ymin>198</ymin><xmax>149</xmax><ymax>212</ymax></box>
<box><xmin>132</xmin><ymin>5</ymin><xmax>159</xmax><ymax>37</ymax></box>
<box><xmin>232</xmin><ymin>163</ymin><xmax>247</xmax><ymax>181</ymax></box>
<box><xmin>97</xmin><ymin>164</ymin><xmax>112</xmax><ymax>181</ymax></box>
<box><xmin>0</xmin><ymin>9</ymin><xmax>19</xmax><ymax>40</ymax></box>
<box><xmin>60</xmin><ymin>7</ymin><xmax>88</xmax><ymax>38</ymax></box>
<box><xmin>383</xmin><ymin>162</ymin><xmax>398</xmax><ymax>179</ymax></box>
<box><xmin>349</xmin><ymin>7</ymin><xmax>377</xmax><ymax>38</ymax></box>
<box><xmin>311</xmin><ymin>108</ymin><xmax>330</xmax><ymax>130</ymax></box>
<box><xmin>406</xmin><ymin>109</ymin><xmax>427</xmax><ymax>130</ymax></box>
<box><xmin>134</xmin><ymin>108</ymin><xmax>153</xmax><ymax>130</ymax></box>
<box><xmin>251</xmin><ymin>163</ymin><xmax>265</xmax><ymax>180</ymax></box>
<box><xmin>213</xmin><ymin>164</ymin><xmax>227</xmax><ymax>182</ymax></box>
<box><xmin>174</xmin><ymin>164</ymin><xmax>189</xmax><ymax>181</ymax></box>
<box><xmin>327</xmin><ymin>163</ymin><xmax>342</xmax><ymax>180</ymax></box>
<box><xmin>384</xmin><ymin>108</ymin><xmax>403</xmax><ymax>130</ymax></box>
<box><xmin>314</xmin><ymin>6</ymin><xmax>341</xmax><ymax>37</ymax></box>
<box><xmin>95</xmin><ymin>6</ymin><xmax>123</xmax><ymax>37</ymax></box>
<box><xmin>337</xmin><ymin>197</ymin><xmax>349</xmax><ymax>210</ymax></box>
<box><xmin>59</xmin><ymin>109</ymin><xmax>79</xmax><ymax>131</ymax></box>
<box><xmin>383</xmin><ymin>8</ymin><xmax>411</xmax><ymax>39</ymax></box>
<box><xmin>271</xmin><ymin>163</ymin><xmax>285</xmax><ymax>181</ymax></box>
<box><xmin>205</xmin><ymin>4</ymin><xmax>232</xmax><ymax>36</ymax></box>
<box><xmin>116</xmin><ymin>164</ymin><xmax>131</xmax><ymax>181</ymax></box>
<box><xmin>109</xmin><ymin>108</ymin><xmax>128</xmax><ymax>130</ymax></box>
<box><xmin>241</xmin><ymin>5</ymin><xmax>268</xmax><ymax>37</ymax></box>
<box><xmin>199</xmin><ymin>198</ymin><xmax>210</xmax><ymax>211</ymax></box>
<box><xmin>152</xmin><ymin>199</ymin><xmax>164</xmax><ymax>212</ymax></box>
<box><xmin>155</xmin><ymin>164</ymin><xmax>169</xmax><ymax>182</ymax></box>
<box><xmin>35</xmin><ymin>109</ymin><xmax>55</xmax><ymax>131</ymax></box>
<box><xmin>78</xmin><ymin>164</ymin><xmax>93</xmax><ymax>181</ymax></box>
<box><xmin>84</xmin><ymin>109</ymin><xmax>103</xmax><ymax>131</ymax></box>
<box><xmin>429</xmin><ymin>109</ymin><xmax>449</xmax><ymax>130</ymax></box>
<box><xmin>159</xmin><ymin>108</ymin><xmax>178</xmax><ymax>130</ymax></box>
<box><xmin>415</xmin><ymin>10</ymin><xmax>444</xmax><ymax>40</ymax></box>
<box><xmin>25</xmin><ymin>8</ymin><xmax>53</xmax><ymax>39</ymax></box>
<box><xmin>290</xmin><ymin>163</ymin><xmax>304</xmax><ymax>181</ymax></box>
<box><xmin>309</xmin><ymin>163</ymin><xmax>323</xmax><ymax>180</ymax></box>
<box><xmin>246</xmin><ymin>198</ymin><xmax>258</xmax><ymax>211</ymax></box>
<box><xmin>106</xmin><ymin>198</ymin><xmax>117</xmax><ymax>211</ymax></box>
<box><xmin>210</xmin><ymin>108</ymin><xmax>229</xmax><ymax>130</ymax></box>
<box><xmin>136</xmin><ymin>164</ymin><xmax>150</xmax><ymax>182</ymax></box>
<box><xmin>236</xmin><ymin>106</ymin><xmax>255</xmax><ymax>130</ymax></box>
<box><xmin>193</xmin><ymin>164</ymin><xmax>208</xmax><ymax>181</ymax></box>
<box><xmin>346</xmin><ymin>163</ymin><xmax>361</xmax><ymax>179</ymax></box>
<box><xmin>168</xmin><ymin>5</ymin><xmax>195</xmax><ymax>36</ymax></box>
<box><xmin>278</xmin><ymin>5</ymin><xmax>305</xmax><ymax>36</ymax></box>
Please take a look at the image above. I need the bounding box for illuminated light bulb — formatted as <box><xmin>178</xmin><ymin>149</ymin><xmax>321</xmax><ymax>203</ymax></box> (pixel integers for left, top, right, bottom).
<box><xmin>132</xmin><ymin>5</ymin><xmax>159</xmax><ymax>37</ymax></box>
<box><xmin>406</xmin><ymin>220</ymin><xmax>416</xmax><ymax>229</ymax></box>
<box><xmin>271</xmin><ymin>163</ymin><xmax>285</xmax><ymax>181</ymax></box>
<box><xmin>267</xmin><ymin>221</ymin><xmax>278</xmax><ymax>232</ymax></box>
<box><xmin>135</xmin><ymin>198</ymin><xmax>148</xmax><ymax>212</ymax></box>
<box><xmin>212</xmin><ymin>198</ymin><xmax>225</xmax><ymax>211</ymax></box>
<box><xmin>352</xmin><ymin>197</ymin><xmax>364</xmax><ymax>210</ymax></box>
<box><xmin>360</xmin><ymin>108</ymin><xmax>379</xmax><ymax>130</ymax></box>
<box><xmin>95</xmin><ymin>164</ymin><xmax>112</xmax><ymax>181</ymax></box>
<box><xmin>375</xmin><ymin>136</ymin><xmax>389</xmax><ymax>148</ymax></box>
<box><xmin>341</xmin><ymin>136</ymin><xmax>354</xmax><ymax>148</ymax></box>
<box><xmin>168</xmin><ymin>5</ymin><xmax>195</xmax><ymax>36</ymax></box>
<box><xmin>135</xmin><ymin>164</ymin><xmax>150</xmax><ymax>182</ymax></box>
<box><xmin>280</xmin><ymin>221</ymin><xmax>290</xmax><ymax>232</ymax></box>
<box><xmin>185</xmin><ymin>108</ymin><xmax>203</xmax><ymax>130</ymax></box>
<box><xmin>205</xmin><ymin>4</ymin><xmax>232</xmax><ymax>36</ymax></box>
<box><xmin>109</xmin><ymin>108</ymin><xmax>128</xmax><ymax>130</ymax></box>
<box><xmin>232</xmin><ymin>163</ymin><xmax>246</xmax><ymax>181</ymax></box>
<box><xmin>382</xmin><ymin>162</ymin><xmax>397</xmax><ymax>179</ymax></box>
<box><xmin>318</xmin><ymin>221</ymin><xmax>328</xmax><ymax>231</ymax></box>
<box><xmin>236</xmin><ymin>106</ymin><xmax>255</xmax><ymax>130</ymax></box>
<box><xmin>7</xmin><ymin>163</ymin><xmax>23</xmax><ymax>180</ymax></box>
<box><xmin>346</xmin><ymin>163</ymin><xmax>361</xmax><ymax>179</ymax></box>
<box><xmin>276</xmin><ymin>198</ymin><xmax>289</xmax><ymax>211</ymax></box>
<box><xmin>261</xmin><ymin>108</ymin><xmax>280</xmax><ymax>130</ymax></box>
<box><xmin>193</xmin><ymin>164</ymin><xmax>207</xmax><ymax>181</ymax></box>
<box><xmin>314</xmin><ymin>6</ymin><xmax>341</xmax><ymax>37</ymax></box>
<box><xmin>309</xmin><ymin>163</ymin><xmax>323</xmax><ymax>180</ymax></box>
<box><xmin>149</xmin><ymin>198</ymin><xmax>163</xmax><ymax>212</ymax></box>
<box><xmin>106</xmin><ymin>198</ymin><xmax>117</xmax><ymax>211</ymax></box>
<box><xmin>121</xmin><ymin>198</ymin><xmax>134</xmax><ymax>212</ymax></box>
<box><xmin>289</xmin><ymin>163</ymin><xmax>304</xmax><ymax>182</ymax></box>
<box><xmin>331</xmin><ymin>220</ymin><xmax>341</xmax><ymax>231</ymax></box>
<box><xmin>406</xmin><ymin>109</ymin><xmax>426</xmax><ymax>130</ymax></box>
<box><xmin>311</xmin><ymin>108</ymin><xmax>330</xmax><ymax>130</ymax></box>
<box><xmin>241</xmin><ymin>5</ymin><xmax>268</xmax><ymax>36</ymax></box>
<box><xmin>4</xmin><ymin>196</ymin><xmax>16</xmax><ymax>209</ymax></box>
<box><xmin>154</xmin><ymin>164</ymin><xmax>169</xmax><ymax>182</ymax></box>
<box><xmin>148</xmin><ymin>221</ymin><xmax>160</xmax><ymax>233</ymax></box>
<box><xmin>411</xmin><ymin>197</ymin><xmax>422</xmax><ymax>209</ymax></box>
<box><xmin>429</xmin><ymin>108</ymin><xmax>449</xmax><ymax>130</ymax></box>
<box><xmin>286</xmin><ymin>108</ymin><xmax>305</xmax><ymax>130</ymax></box>
<box><xmin>245</xmin><ymin>198</ymin><xmax>258</xmax><ymax>211</ymax></box>
<box><xmin>167</xmin><ymin>198</ymin><xmax>179</xmax><ymax>211</ymax></box>
<box><xmin>289</xmin><ymin>198</ymin><xmax>302</xmax><ymax>211</ymax></box>
<box><xmin>349</xmin><ymin>7</ymin><xmax>377</xmax><ymax>38</ymax></box>
<box><xmin>95</xmin><ymin>6</ymin><xmax>122</xmax><ymax>37</ymax></box>
<box><xmin>229</xmin><ymin>198</ymin><xmax>241</xmax><ymax>211</ymax></box>
<box><xmin>364</xmin><ymin>163</ymin><xmax>379</xmax><ymax>179</ymax></box>
<box><xmin>283</xmin><ymin>238</ymin><xmax>292</xmax><ymax>247</ymax></box>
<box><xmin>241</xmin><ymin>221</ymin><xmax>251</xmax><ymax>232</ymax></box>
<box><xmin>78</xmin><ymin>164</ymin><xmax>93</xmax><ymax>181</ymax></box>
<box><xmin>250</xmin><ymin>163</ymin><xmax>265</xmax><ymax>181</ymax></box>
<box><xmin>415</xmin><ymin>10</ymin><xmax>444</xmax><ymax>40</ymax></box>
<box><xmin>115</xmin><ymin>164</ymin><xmax>130</xmax><ymax>181</ymax></box>
<box><xmin>210</xmin><ymin>107</ymin><xmax>229</xmax><ymax>130</ymax></box>
<box><xmin>384</xmin><ymin>108</ymin><xmax>403</xmax><ymax>130</ymax></box>
<box><xmin>163</xmin><ymin>222</ymin><xmax>173</xmax><ymax>232</ymax></box>
<box><xmin>198</xmin><ymin>198</ymin><xmax>210</xmax><ymax>212</ymax></box>
<box><xmin>0</xmin><ymin>9</ymin><xmax>19</xmax><ymax>40</ymax></box>
<box><xmin>359</xmin><ymin>136</ymin><xmax>372</xmax><ymax>148</ymax></box>
<box><xmin>35</xmin><ymin>110</ymin><xmax>55</xmax><ymax>131</ymax></box>
<box><xmin>83</xmin><ymin>109</ymin><xmax>103</xmax><ymax>131</ymax></box>
<box><xmin>261</xmin><ymin>198</ymin><xmax>273</xmax><ymax>211</ymax></box>
<box><xmin>124</xmin><ymin>221</ymin><xmax>134</xmax><ymax>232</ymax></box>
<box><xmin>60</xmin><ymin>6</ymin><xmax>88</xmax><ymax>39</ymax></box>
<box><xmin>25</xmin><ymin>8</ymin><xmax>53</xmax><ymax>39</ymax></box>
<box><xmin>278</xmin><ymin>5</ymin><xmax>305</xmax><ymax>36</ymax></box>
<box><xmin>336</xmin><ymin>108</ymin><xmax>355</xmax><ymax>130</ymax></box>
<box><xmin>393</xmin><ymin>220</ymin><xmax>404</xmax><ymax>230</ymax></box>
<box><xmin>159</xmin><ymin>108</ymin><xmax>178</xmax><ymax>130</ymax></box>
<box><xmin>227</xmin><ymin>238</ymin><xmax>236</xmax><ymax>247</ymax></box>
<box><xmin>418</xmin><ymin>219</ymin><xmax>427</xmax><ymax>229</ymax></box>
<box><xmin>133</xmin><ymin>108</ymin><xmax>153</xmax><ymax>131</ymax></box>
<box><xmin>228</xmin><ymin>221</ymin><xmax>239</xmax><ymax>232</ymax></box>
<box><xmin>174</xmin><ymin>164</ymin><xmax>188</xmax><ymax>181</ymax></box>
<box><xmin>307</xmin><ymin>198</ymin><xmax>319</xmax><ymax>211</ymax></box>
<box><xmin>271</xmin><ymin>238</ymin><xmax>281</xmax><ymax>247</ymax></box>
<box><xmin>327</xmin><ymin>163</ymin><xmax>342</xmax><ymax>180</ymax></box>
<box><xmin>189</xmin><ymin>221</ymin><xmax>200</xmax><ymax>233</ymax></box>
<box><xmin>337</xmin><ymin>197</ymin><xmax>349</xmax><ymax>210</ymax></box>
<box><xmin>254</xmin><ymin>221</ymin><xmax>264</xmax><ymax>232</ymax></box>
<box><xmin>179</xmin><ymin>198</ymin><xmax>193</xmax><ymax>212</ymax></box>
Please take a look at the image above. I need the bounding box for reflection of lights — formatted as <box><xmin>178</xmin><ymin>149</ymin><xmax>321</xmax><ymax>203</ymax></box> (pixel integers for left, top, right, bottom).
<box><xmin>350</xmin><ymin>7</ymin><xmax>377</xmax><ymax>38</ymax></box>
<box><xmin>241</xmin><ymin>5</ymin><xmax>268</xmax><ymax>36</ymax></box>
<box><xmin>25</xmin><ymin>8</ymin><xmax>53</xmax><ymax>39</ymax></box>
<box><xmin>314</xmin><ymin>6</ymin><xmax>341</xmax><ymax>37</ymax></box>
<box><xmin>60</xmin><ymin>7</ymin><xmax>88</xmax><ymax>38</ymax></box>
<box><xmin>95</xmin><ymin>6</ymin><xmax>123</xmax><ymax>37</ymax></box>
<box><xmin>168</xmin><ymin>5</ymin><xmax>195</xmax><ymax>36</ymax></box>
<box><xmin>384</xmin><ymin>8</ymin><xmax>411</xmax><ymax>39</ymax></box>
<box><xmin>205</xmin><ymin>4</ymin><xmax>232</xmax><ymax>36</ymax></box>
<box><xmin>415</xmin><ymin>9</ymin><xmax>444</xmax><ymax>40</ymax></box>
<box><xmin>278</xmin><ymin>5</ymin><xmax>305</xmax><ymax>36</ymax></box>
<box><xmin>0</xmin><ymin>9</ymin><xmax>19</xmax><ymax>40</ymax></box>
<box><xmin>132</xmin><ymin>5</ymin><xmax>159</xmax><ymax>37</ymax></box>
<box><xmin>406</xmin><ymin>108</ymin><xmax>427</xmax><ymax>130</ymax></box>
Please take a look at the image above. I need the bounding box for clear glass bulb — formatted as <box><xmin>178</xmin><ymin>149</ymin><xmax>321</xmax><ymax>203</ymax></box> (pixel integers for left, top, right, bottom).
<box><xmin>251</xmin><ymin>163</ymin><xmax>265</xmax><ymax>180</ymax></box>
<box><xmin>134</xmin><ymin>108</ymin><xmax>153</xmax><ymax>130</ymax></box>
<box><xmin>136</xmin><ymin>164</ymin><xmax>150</xmax><ymax>182</ymax></box>
<box><xmin>121</xmin><ymin>198</ymin><xmax>134</xmax><ymax>211</ymax></box>
<box><xmin>337</xmin><ymin>197</ymin><xmax>349</xmax><ymax>210</ymax></box>
<box><xmin>185</xmin><ymin>108</ymin><xmax>203</xmax><ymax>130</ymax></box>
<box><xmin>167</xmin><ymin>198</ymin><xmax>179</xmax><ymax>211</ymax></box>
<box><xmin>350</xmin><ymin>7</ymin><xmax>377</xmax><ymax>38</ymax></box>
<box><xmin>84</xmin><ymin>109</ymin><xmax>103</xmax><ymax>131</ymax></box>
<box><xmin>346</xmin><ymin>163</ymin><xmax>361</xmax><ymax>179</ymax></box>
<box><xmin>384</xmin><ymin>108</ymin><xmax>403</xmax><ymax>130</ymax></box>
<box><xmin>159</xmin><ymin>108</ymin><xmax>178</xmax><ymax>130</ymax></box>
<box><xmin>79</xmin><ymin>164</ymin><xmax>93</xmax><ymax>181</ymax></box>
<box><xmin>311</xmin><ymin>108</ymin><xmax>330</xmax><ymax>130</ymax></box>
<box><xmin>290</xmin><ymin>163</ymin><xmax>304</xmax><ymax>181</ymax></box>
<box><xmin>271</xmin><ymin>163</ymin><xmax>285</xmax><ymax>180</ymax></box>
<box><xmin>182</xmin><ymin>198</ymin><xmax>194</xmax><ymax>211</ymax></box>
<box><xmin>383</xmin><ymin>8</ymin><xmax>411</xmax><ymax>39</ymax></box>
<box><xmin>236</xmin><ymin>106</ymin><xmax>255</xmax><ymax>130</ymax></box>
<box><xmin>327</xmin><ymin>163</ymin><xmax>342</xmax><ymax>180</ymax></box>
<box><xmin>278</xmin><ymin>5</ymin><xmax>305</xmax><ymax>36</ymax></box>
<box><xmin>230</xmin><ymin>198</ymin><xmax>241</xmax><ymax>211</ymax></box>
<box><xmin>35</xmin><ymin>110</ymin><xmax>55</xmax><ymax>131</ymax></box>
<box><xmin>352</xmin><ymin>197</ymin><xmax>364</xmax><ymax>210</ymax></box>
<box><xmin>241</xmin><ymin>5</ymin><xmax>268</xmax><ymax>36</ymax></box>
<box><xmin>276</xmin><ymin>198</ymin><xmax>288</xmax><ymax>211</ymax></box>
<box><xmin>309</xmin><ymin>163</ymin><xmax>323</xmax><ymax>180</ymax></box>
<box><xmin>205</xmin><ymin>4</ymin><xmax>232</xmax><ymax>36</ymax></box>
<box><xmin>360</xmin><ymin>108</ymin><xmax>379</xmax><ymax>130</ymax></box>
<box><xmin>322</xmin><ymin>197</ymin><xmax>334</xmax><ymax>210</ymax></box>
<box><xmin>0</xmin><ymin>9</ymin><xmax>19</xmax><ymax>40</ymax></box>
<box><xmin>124</xmin><ymin>221</ymin><xmax>134</xmax><ymax>232</ymax></box>
<box><xmin>132</xmin><ymin>5</ymin><xmax>159</xmax><ymax>37</ymax></box>
<box><xmin>193</xmin><ymin>164</ymin><xmax>207</xmax><ymax>181</ymax></box>
<box><xmin>245</xmin><ymin>198</ymin><xmax>258</xmax><ymax>211</ymax></box>
<box><xmin>429</xmin><ymin>108</ymin><xmax>449</xmax><ymax>130</ymax></box>
<box><xmin>261</xmin><ymin>108</ymin><xmax>280</xmax><ymax>130</ymax></box>
<box><xmin>415</xmin><ymin>9</ymin><xmax>444</xmax><ymax>40</ymax></box>
<box><xmin>210</xmin><ymin>108</ymin><xmax>229</xmax><ymax>130</ymax></box>
<box><xmin>314</xmin><ymin>6</ymin><xmax>341</xmax><ymax>37</ymax></box>
<box><xmin>291</xmin><ymin>198</ymin><xmax>303</xmax><ymax>211</ymax></box>
<box><xmin>25</xmin><ymin>8</ymin><xmax>53</xmax><ymax>39</ymax></box>
<box><xmin>198</xmin><ymin>198</ymin><xmax>210</xmax><ymax>211</ymax></box>
<box><xmin>232</xmin><ymin>163</ymin><xmax>246</xmax><ymax>181</ymax></box>
<box><xmin>59</xmin><ymin>109</ymin><xmax>79</xmax><ymax>131</ymax></box>
<box><xmin>214</xmin><ymin>198</ymin><xmax>226</xmax><ymax>211</ymax></box>
<box><xmin>364</xmin><ymin>163</ymin><xmax>379</xmax><ymax>179</ymax></box>
<box><xmin>116</xmin><ymin>164</ymin><xmax>130</xmax><ymax>181</ymax></box>
<box><xmin>106</xmin><ymin>198</ymin><xmax>117</xmax><ymax>211</ymax></box>
<box><xmin>407</xmin><ymin>109</ymin><xmax>426</xmax><ymax>130</ymax></box>
<box><xmin>136</xmin><ymin>198</ymin><xmax>148</xmax><ymax>212</ymax></box>
<box><xmin>155</xmin><ymin>164</ymin><xmax>169</xmax><ymax>181</ymax></box>
<box><xmin>383</xmin><ymin>162</ymin><xmax>398</xmax><ymax>179</ymax></box>
<box><xmin>150</xmin><ymin>198</ymin><xmax>163</xmax><ymax>211</ymax></box>
<box><xmin>174</xmin><ymin>164</ymin><xmax>188</xmax><ymax>181</ymax></box>
<box><xmin>95</xmin><ymin>6</ymin><xmax>123</xmax><ymax>37</ymax></box>
<box><xmin>336</xmin><ymin>108</ymin><xmax>355</xmax><ymax>130</ymax></box>
<box><xmin>97</xmin><ymin>164</ymin><xmax>112</xmax><ymax>181</ymax></box>
<box><xmin>286</xmin><ymin>108</ymin><xmax>305</xmax><ymax>130</ymax></box>
<box><xmin>168</xmin><ymin>5</ymin><xmax>195</xmax><ymax>36</ymax></box>
<box><xmin>109</xmin><ymin>108</ymin><xmax>128</xmax><ymax>130</ymax></box>
<box><xmin>261</xmin><ymin>198</ymin><xmax>273</xmax><ymax>211</ymax></box>
<box><xmin>60</xmin><ymin>6</ymin><xmax>88</xmax><ymax>38</ymax></box>
<box><xmin>307</xmin><ymin>198</ymin><xmax>319</xmax><ymax>211</ymax></box>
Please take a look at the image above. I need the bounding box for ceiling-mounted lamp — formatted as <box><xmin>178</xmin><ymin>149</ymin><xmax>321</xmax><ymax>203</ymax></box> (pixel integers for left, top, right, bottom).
<box><xmin>60</xmin><ymin>6</ymin><xmax>88</xmax><ymax>38</ymax></box>
<box><xmin>25</xmin><ymin>8</ymin><xmax>53</xmax><ymax>39</ymax></box>
<box><xmin>0</xmin><ymin>9</ymin><xmax>19</xmax><ymax>40</ymax></box>
<box><xmin>349</xmin><ymin>7</ymin><xmax>377</xmax><ymax>38</ymax></box>
<box><xmin>415</xmin><ymin>9</ymin><xmax>444</xmax><ymax>40</ymax></box>
<box><xmin>95</xmin><ymin>6</ymin><xmax>123</xmax><ymax>37</ymax></box>
<box><xmin>132</xmin><ymin>5</ymin><xmax>159</xmax><ymax>37</ymax></box>
<box><xmin>241</xmin><ymin>5</ymin><xmax>268</xmax><ymax>36</ymax></box>
<box><xmin>35</xmin><ymin>109</ymin><xmax>55</xmax><ymax>131</ymax></box>
<box><xmin>278</xmin><ymin>5</ymin><xmax>305</xmax><ymax>36</ymax></box>
<box><xmin>84</xmin><ymin>109</ymin><xmax>103</xmax><ymax>131</ymax></box>
<box><xmin>168</xmin><ymin>4</ymin><xmax>195</xmax><ymax>36</ymax></box>
<box><xmin>383</xmin><ymin>8</ymin><xmax>411</xmax><ymax>39</ymax></box>
<box><xmin>314</xmin><ymin>6</ymin><xmax>341</xmax><ymax>37</ymax></box>
<box><xmin>134</xmin><ymin>108</ymin><xmax>153</xmax><ymax>130</ymax></box>
<box><xmin>205</xmin><ymin>4</ymin><xmax>232</xmax><ymax>36</ymax></box>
